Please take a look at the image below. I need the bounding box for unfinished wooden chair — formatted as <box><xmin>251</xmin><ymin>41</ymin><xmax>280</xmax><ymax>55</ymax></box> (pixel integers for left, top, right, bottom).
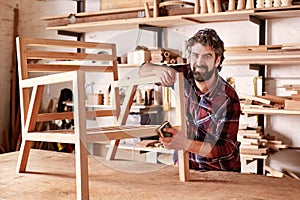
<box><xmin>16</xmin><ymin>37</ymin><xmax>189</xmax><ymax>200</ymax></box>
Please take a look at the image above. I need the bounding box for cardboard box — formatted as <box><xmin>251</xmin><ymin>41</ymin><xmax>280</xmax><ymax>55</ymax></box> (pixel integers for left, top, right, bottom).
<box><xmin>127</xmin><ymin>50</ymin><xmax>151</xmax><ymax>65</ymax></box>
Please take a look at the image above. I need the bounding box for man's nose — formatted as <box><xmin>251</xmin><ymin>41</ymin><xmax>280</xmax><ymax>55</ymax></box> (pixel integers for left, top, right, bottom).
<box><xmin>195</xmin><ymin>56</ymin><xmax>204</xmax><ymax>64</ymax></box>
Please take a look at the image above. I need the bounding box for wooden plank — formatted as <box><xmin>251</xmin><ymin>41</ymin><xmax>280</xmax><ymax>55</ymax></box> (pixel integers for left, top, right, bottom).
<box><xmin>240</xmin><ymin>154</ymin><xmax>268</xmax><ymax>159</ymax></box>
<box><xmin>27</xmin><ymin>64</ymin><xmax>114</xmax><ymax>73</ymax></box>
<box><xmin>282</xmin><ymin>84</ymin><xmax>300</xmax><ymax>90</ymax></box>
<box><xmin>144</xmin><ymin>2</ymin><xmax>151</xmax><ymax>17</ymax></box>
<box><xmin>194</xmin><ymin>0</ymin><xmax>200</xmax><ymax>14</ymax></box>
<box><xmin>242</xmin><ymin>107</ymin><xmax>300</xmax><ymax>115</ymax></box>
<box><xmin>283</xmin><ymin>168</ymin><xmax>300</xmax><ymax>179</ymax></box>
<box><xmin>240</xmin><ymin>147</ymin><xmax>268</xmax><ymax>155</ymax></box>
<box><xmin>265</xmin><ymin>166</ymin><xmax>284</xmax><ymax>178</ymax></box>
<box><xmin>206</xmin><ymin>0</ymin><xmax>214</xmax><ymax>13</ymax></box>
<box><xmin>72</xmin><ymin>69</ymin><xmax>90</xmax><ymax>200</ymax></box>
<box><xmin>239</xmin><ymin>93</ymin><xmax>271</xmax><ymax>105</ymax></box>
<box><xmin>167</xmin><ymin>7</ymin><xmax>194</xmax><ymax>15</ymax></box>
<box><xmin>16</xmin><ymin>140</ymin><xmax>33</xmax><ymax>172</ymax></box>
<box><xmin>291</xmin><ymin>94</ymin><xmax>300</xmax><ymax>101</ymax></box>
<box><xmin>24</xmin><ymin>37</ymin><xmax>115</xmax><ymax>49</ymax></box>
<box><xmin>42</xmin><ymin>6</ymin><xmax>152</xmax><ymax>20</ymax></box>
<box><xmin>224</xmin><ymin>50</ymin><xmax>300</xmax><ymax>65</ymax></box>
<box><xmin>258</xmin><ymin>94</ymin><xmax>287</xmax><ymax>105</ymax></box>
<box><xmin>240</xmin><ymin>144</ymin><xmax>259</xmax><ymax>149</ymax></box>
<box><xmin>159</xmin><ymin>1</ymin><xmax>194</xmax><ymax>8</ymax></box>
<box><xmin>153</xmin><ymin>0</ymin><xmax>160</xmax><ymax>17</ymax></box>
<box><xmin>36</xmin><ymin>110</ymin><xmax>114</xmax><ymax>122</ymax></box>
<box><xmin>266</xmin><ymin>143</ymin><xmax>288</xmax><ymax>151</ymax></box>
<box><xmin>254</xmin><ymin>5</ymin><xmax>300</xmax><ymax>19</ymax></box>
<box><xmin>23</xmin><ymin>132</ymin><xmax>76</xmax><ymax>143</ymax></box>
<box><xmin>285</xmin><ymin>100</ymin><xmax>300</xmax><ymax>110</ymax></box>
<box><xmin>26</xmin><ymin>51</ymin><xmax>114</xmax><ymax>61</ymax></box>
<box><xmin>46</xmin><ymin>11</ymin><xmax>147</xmax><ymax>27</ymax></box>
<box><xmin>100</xmin><ymin>0</ymin><xmax>150</xmax><ymax>10</ymax></box>
<box><xmin>45</xmin><ymin>10</ymin><xmax>254</xmax><ymax>33</ymax></box>
<box><xmin>20</xmin><ymin>71</ymin><xmax>76</xmax><ymax>88</ymax></box>
<box><xmin>225</xmin><ymin>45</ymin><xmax>268</xmax><ymax>53</ymax></box>
<box><xmin>24</xmin><ymin>85</ymin><xmax>44</xmax><ymax>133</ymax></box>
<box><xmin>174</xmin><ymin>73</ymin><xmax>190</xmax><ymax>181</ymax></box>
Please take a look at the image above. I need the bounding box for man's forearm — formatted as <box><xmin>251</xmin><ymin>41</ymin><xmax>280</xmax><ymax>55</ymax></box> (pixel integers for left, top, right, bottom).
<box><xmin>138</xmin><ymin>62</ymin><xmax>161</xmax><ymax>77</ymax></box>
<box><xmin>187</xmin><ymin>140</ymin><xmax>213</xmax><ymax>158</ymax></box>
<box><xmin>138</xmin><ymin>62</ymin><xmax>177</xmax><ymax>86</ymax></box>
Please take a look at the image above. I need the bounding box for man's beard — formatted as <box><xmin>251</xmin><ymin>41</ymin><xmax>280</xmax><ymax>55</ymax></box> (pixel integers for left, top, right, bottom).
<box><xmin>192</xmin><ymin>64</ymin><xmax>216</xmax><ymax>82</ymax></box>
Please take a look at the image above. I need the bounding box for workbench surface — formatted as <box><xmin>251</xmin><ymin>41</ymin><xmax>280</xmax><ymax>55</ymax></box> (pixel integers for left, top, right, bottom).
<box><xmin>0</xmin><ymin>149</ymin><xmax>299</xmax><ymax>200</ymax></box>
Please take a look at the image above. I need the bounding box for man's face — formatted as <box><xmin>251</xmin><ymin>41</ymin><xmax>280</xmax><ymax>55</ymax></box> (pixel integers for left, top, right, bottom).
<box><xmin>190</xmin><ymin>43</ymin><xmax>220</xmax><ymax>82</ymax></box>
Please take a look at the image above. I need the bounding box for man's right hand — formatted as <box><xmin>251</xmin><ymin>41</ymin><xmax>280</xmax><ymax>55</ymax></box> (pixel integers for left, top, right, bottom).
<box><xmin>138</xmin><ymin>62</ymin><xmax>177</xmax><ymax>87</ymax></box>
<box><xmin>155</xmin><ymin>66</ymin><xmax>177</xmax><ymax>87</ymax></box>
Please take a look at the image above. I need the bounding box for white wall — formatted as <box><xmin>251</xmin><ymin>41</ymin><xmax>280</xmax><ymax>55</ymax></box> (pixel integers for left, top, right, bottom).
<box><xmin>18</xmin><ymin>0</ymin><xmax>77</xmax><ymax>112</ymax></box>
<box><xmin>0</xmin><ymin>0</ymin><xmax>18</xmax><ymax>146</ymax></box>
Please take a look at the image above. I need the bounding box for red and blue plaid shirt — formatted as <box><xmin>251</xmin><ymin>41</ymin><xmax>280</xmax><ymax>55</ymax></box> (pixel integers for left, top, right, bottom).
<box><xmin>173</xmin><ymin>64</ymin><xmax>241</xmax><ymax>172</ymax></box>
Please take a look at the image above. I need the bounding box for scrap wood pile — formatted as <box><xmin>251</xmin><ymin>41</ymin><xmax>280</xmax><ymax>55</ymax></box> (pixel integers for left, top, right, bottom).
<box><xmin>126</xmin><ymin>46</ymin><xmax>185</xmax><ymax>65</ymax></box>
<box><xmin>224</xmin><ymin>43</ymin><xmax>300</xmax><ymax>65</ymax></box>
<box><xmin>282</xmin><ymin>84</ymin><xmax>300</xmax><ymax>110</ymax></box>
<box><xmin>150</xmin><ymin>48</ymin><xmax>185</xmax><ymax>64</ymax></box>
<box><xmin>238</xmin><ymin>125</ymin><xmax>288</xmax><ymax>156</ymax></box>
<box><xmin>265</xmin><ymin>165</ymin><xmax>300</xmax><ymax>179</ymax></box>
<box><xmin>240</xmin><ymin>84</ymin><xmax>300</xmax><ymax>112</ymax></box>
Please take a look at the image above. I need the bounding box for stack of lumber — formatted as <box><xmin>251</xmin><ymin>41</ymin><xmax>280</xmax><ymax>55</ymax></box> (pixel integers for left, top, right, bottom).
<box><xmin>239</xmin><ymin>93</ymin><xmax>287</xmax><ymax>110</ymax></box>
<box><xmin>238</xmin><ymin>126</ymin><xmax>288</xmax><ymax>156</ymax></box>
<box><xmin>265</xmin><ymin>165</ymin><xmax>300</xmax><ymax>179</ymax></box>
<box><xmin>150</xmin><ymin>48</ymin><xmax>185</xmax><ymax>64</ymax></box>
<box><xmin>226</xmin><ymin>43</ymin><xmax>300</xmax><ymax>53</ymax></box>
<box><xmin>282</xmin><ymin>84</ymin><xmax>300</xmax><ymax>110</ymax></box>
<box><xmin>263</xmin><ymin>134</ymin><xmax>289</xmax><ymax>152</ymax></box>
<box><xmin>240</xmin><ymin>84</ymin><xmax>300</xmax><ymax>112</ymax></box>
<box><xmin>238</xmin><ymin>126</ymin><xmax>269</xmax><ymax>156</ymax></box>
<box><xmin>43</xmin><ymin>7</ymin><xmax>153</xmax><ymax>27</ymax></box>
<box><xmin>239</xmin><ymin>92</ymin><xmax>293</xmax><ymax>111</ymax></box>
<box><xmin>224</xmin><ymin>43</ymin><xmax>300</xmax><ymax>65</ymax></box>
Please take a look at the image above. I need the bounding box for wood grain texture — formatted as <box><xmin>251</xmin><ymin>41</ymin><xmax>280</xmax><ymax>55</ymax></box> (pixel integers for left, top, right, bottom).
<box><xmin>2</xmin><ymin>150</ymin><xmax>300</xmax><ymax>200</ymax></box>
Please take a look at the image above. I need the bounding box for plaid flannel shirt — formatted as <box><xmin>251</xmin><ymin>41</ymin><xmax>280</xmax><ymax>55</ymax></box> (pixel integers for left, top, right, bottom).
<box><xmin>173</xmin><ymin>64</ymin><xmax>241</xmax><ymax>172</ymax></box>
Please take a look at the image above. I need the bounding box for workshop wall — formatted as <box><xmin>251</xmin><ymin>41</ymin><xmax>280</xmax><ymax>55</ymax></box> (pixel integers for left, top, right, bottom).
<box><xmin>0</xmin><ymin>0</ymin><xmax>18</xmax><ymax>146</ymax></box>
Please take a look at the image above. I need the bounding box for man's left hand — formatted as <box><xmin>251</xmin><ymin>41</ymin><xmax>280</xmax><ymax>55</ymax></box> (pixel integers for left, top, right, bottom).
<box><xmin>160</xmin><ymin>128</ymin><xmax>192</xmax><ymax>150</ymax></box>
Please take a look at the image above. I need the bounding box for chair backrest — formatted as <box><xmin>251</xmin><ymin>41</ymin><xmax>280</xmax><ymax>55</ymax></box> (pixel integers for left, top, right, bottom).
<box><xmin>16</xmin><ymin>37</ymin><xmax>120</xmax><ymax>131</ymax></box>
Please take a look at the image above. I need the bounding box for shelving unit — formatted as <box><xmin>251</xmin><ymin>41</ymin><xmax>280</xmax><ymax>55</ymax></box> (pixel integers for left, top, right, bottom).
<box><xmin>44</xmin><ymin>6</ymin><xmax>300</xmax><ymax>33</ymax></box>
<box><xmin>42</xmin><ymin>5</ymin><xmax>300</xmax><ymax>118</ymax></box>
<box><xmin>44</xmin><ymin>5</ymin><xmax>300</xmax><ymax>174</ymax></box>
<box><xmin>242</xmin><ymin>108</ymin><xmax>300</xmax><ymax>115</ymax></box>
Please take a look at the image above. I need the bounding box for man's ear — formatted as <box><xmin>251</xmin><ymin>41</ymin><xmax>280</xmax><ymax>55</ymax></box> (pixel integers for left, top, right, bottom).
<box><xmin>215</xmin><ymin>56</ymin><xmax>221</xmax><ymax>67</ymax></box>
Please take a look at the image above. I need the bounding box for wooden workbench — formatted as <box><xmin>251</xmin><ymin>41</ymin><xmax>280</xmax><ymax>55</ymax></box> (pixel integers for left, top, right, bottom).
<box><xmin>0</xmin><ymin>149</ymin><xmax>299</xmax><ymax>199</ymax></box>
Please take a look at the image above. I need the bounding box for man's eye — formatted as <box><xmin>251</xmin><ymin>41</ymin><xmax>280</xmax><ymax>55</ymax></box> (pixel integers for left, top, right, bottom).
<box><xmin>192</xmin><ymin>53</ymin><xmax>198</xmax><ymax>58</ymax></box>
<box><xmin>203</xmin><ymin>54</ymin><xmax>211</xmax><ymax>59</ymax></box>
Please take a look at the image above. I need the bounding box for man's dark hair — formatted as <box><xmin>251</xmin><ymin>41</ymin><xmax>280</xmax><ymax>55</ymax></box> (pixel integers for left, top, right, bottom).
<box><xmin>187</xmin><ymin>28</ymin><xmax>225</xmax><ymax>71</ymax></box>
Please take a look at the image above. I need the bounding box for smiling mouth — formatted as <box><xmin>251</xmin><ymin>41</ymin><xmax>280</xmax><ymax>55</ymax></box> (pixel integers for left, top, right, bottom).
<box><xmin>194</xmin><ymin>65</ymin><xmax>208</xmax><ymax>72</ymax></box>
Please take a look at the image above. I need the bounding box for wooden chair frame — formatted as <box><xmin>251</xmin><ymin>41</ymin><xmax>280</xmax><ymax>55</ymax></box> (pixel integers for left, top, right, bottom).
<box><xmin>16</xmin><ymin>37</ymin><xmax>189</xmax><ymax>200</ymax></box>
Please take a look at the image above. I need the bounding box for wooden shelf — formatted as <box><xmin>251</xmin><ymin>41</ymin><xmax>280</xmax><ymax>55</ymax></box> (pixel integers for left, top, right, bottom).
<box><xmin>118</xmin><ymin>64</ymin><xmax>139</xmax><ymax>68</ymax></box>
<box><xmin>224</xmin><ymin>50</ymin><xmax>300</xmax><ymax>65</ymax></box>
<box><xmin>242</xmin><ymin>108</ymin><xmax>300</xmax><ymax>115</ymax></box>
<box><xmin>44</xmin><ymin>6</ymin><xmax>300</xmax><ymax>33</ymax></box>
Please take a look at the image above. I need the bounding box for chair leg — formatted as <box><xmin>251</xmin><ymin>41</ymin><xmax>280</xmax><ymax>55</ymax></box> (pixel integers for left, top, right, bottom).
<box><xmin>178</xmin><ymin>150</ymin><xmax>190</xmax><ymax>182</ymax></box>
<box><xmin>16</xmin><ymin>139</ymin><xmax>32</xmax><ymax>173</ymax></box>
<box><xmin>75</xmin><ymin>140</ymin><xmax>89</xmax><ymax>200</ymax></box>
<box><xmin>105</xmin><ymin>139</ymin><xmax>120</xmax><ymax>160</ymax></box>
